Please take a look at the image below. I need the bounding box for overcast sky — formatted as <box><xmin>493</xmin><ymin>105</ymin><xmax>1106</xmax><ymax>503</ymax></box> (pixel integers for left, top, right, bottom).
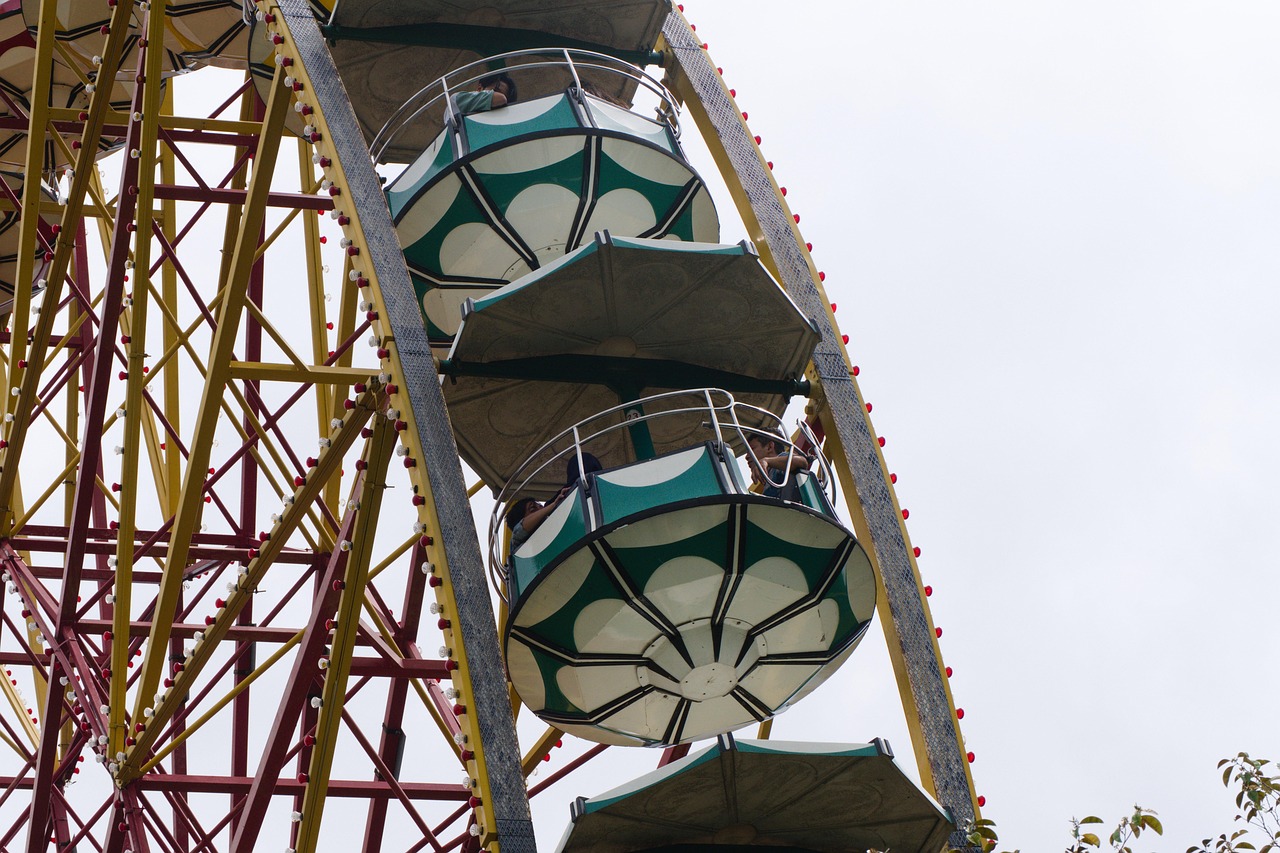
<box><xmin>670</xmin><ymin>2</ymin><xmax>1280</xmax><ymax>850</ymax></box>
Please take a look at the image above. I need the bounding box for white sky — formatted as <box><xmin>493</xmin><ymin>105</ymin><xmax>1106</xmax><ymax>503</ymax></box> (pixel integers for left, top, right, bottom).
<box><xmin>673</xmin><ymin>1</ymin><xmax>1280</xmax><ymax>849</ymax></box>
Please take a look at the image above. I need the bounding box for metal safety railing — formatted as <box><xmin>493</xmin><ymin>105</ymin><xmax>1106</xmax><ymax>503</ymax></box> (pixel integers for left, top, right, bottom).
<box><xmin>486</xmin><ymin>388</ymin><xmax>836</xmax><ymax>599</ymax></box>
<box><xmin>371</xmin><ymin>47</ymin><xmax>682</xmax><ymax>163</ymax></box>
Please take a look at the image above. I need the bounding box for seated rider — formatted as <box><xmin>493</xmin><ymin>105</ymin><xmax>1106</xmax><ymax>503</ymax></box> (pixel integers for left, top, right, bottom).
<box><xmin>453</xmin><ymin>72</ymin><xmax>517</xmax><ymax>115</ymax></box>
<box><xmin>504</xmin><ymin>490</ymin><xmax>565</xmax><ymax>557</ymax></box>
<box><xmin>746</xmin><ymin>429</ymin><xmax>812</xmax><ymax>500</ymax></box>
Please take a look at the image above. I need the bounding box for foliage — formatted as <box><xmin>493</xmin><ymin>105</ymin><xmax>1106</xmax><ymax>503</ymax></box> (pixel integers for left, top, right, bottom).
<box><xmin>948</xmin><ymin>808</ymin><xmax>1161</xmax><ymax>853</ymax></box>
<box><xmin>1066</xmin><ymin>809</ymin><xmax>1164</xmax><ymax>853</ymax></box>
<box><xmin>1185</xmin><ymin>754</ymin><xmax>1280</xmax><ymax>853</ymax></box>
<box><xmin>945</xmin><ymin>753</ymin><xmax>1279</xmax><ymax>852</ymax></box>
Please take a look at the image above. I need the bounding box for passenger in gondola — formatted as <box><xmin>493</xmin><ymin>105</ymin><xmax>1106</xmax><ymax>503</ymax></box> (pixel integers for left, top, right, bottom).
<box><xmin>454</xmin><ymin>73</ymin><xmax>517</xmax><ymax>114</ymax></box>
<box><xmin>747</xmin><ymin>429</ymin><xmax>813</xmax><ymax>500</ymax></box>
<box><xmin>504</xmin><ymin>491</ymin><xmax>564</xmax><ymax>555</ymax></box>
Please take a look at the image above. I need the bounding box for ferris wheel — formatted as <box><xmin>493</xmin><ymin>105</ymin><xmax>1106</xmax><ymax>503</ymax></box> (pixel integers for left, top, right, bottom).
<box><xmin>0</xmin><ymin>1</ymin><xmax>980</xmax><ymax>850</ymax></box>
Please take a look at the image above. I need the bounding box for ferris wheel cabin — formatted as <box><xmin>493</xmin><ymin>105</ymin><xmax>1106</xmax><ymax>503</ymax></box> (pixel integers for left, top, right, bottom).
<box><xmin>378</xmin><ymin>46</ymin><xmax>878</xmax><ymax>750</ymax></box>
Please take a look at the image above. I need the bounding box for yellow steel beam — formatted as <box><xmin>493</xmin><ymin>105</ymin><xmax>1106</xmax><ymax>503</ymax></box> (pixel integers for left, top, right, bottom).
<box><xmin>294</xmin><ymin>415</ymin><xmax>397</xmax><ymax>852</ymax></box>
<box><xmin>129</xmin><ymin>62</ymin><xmax>292</xmax><ymax>723</ymax></box>
<box><xmin>364</xmin><ymin>532</ymin><xmax>418</xmax><ymax>583</ymax></box>
<box><xmin>299</xmin><ymin>139</ymin><xmax>335</xmax><ymax>510</ymax></box>
<box><xmin>111</xmin><ymin>0</ymin><xmax>171</xmax><ymax>759</ymax></box>
<box><xmin>328</xmin><ymin>255</ymin><xmax>359</xmax><ymax>465</ymax></box>
<box><xmin>1</xmin><ymin>0</ymin><xmax>57</xmax><ymax>499</ymax></box>
<box><xmin>107</xmin><ymin>112</ymin><xmax>267</xmax><ymax>136</ymax></box>
<box><xmin>227</xmin><ymin>362</ymin><xmax>374</xmax><ymax>385</ymax></box>
<box><xmin>118</xmin><ymin>382</ymin><xmax>382</xmax><ymax>782</ymax></box>
<box><xmin>160</xmin><ymin>86</ymin><xmax>182</xmax><ymax>516</ymax></box>
<box><xmin>520</xmin><ymin>727</ymin><xmax>564</xmax><ymax>777</ymax></box>
<box><xmin>4</xmin><ymin>0</ymin><xmax>59</xmax><ymax>405</ymax></box>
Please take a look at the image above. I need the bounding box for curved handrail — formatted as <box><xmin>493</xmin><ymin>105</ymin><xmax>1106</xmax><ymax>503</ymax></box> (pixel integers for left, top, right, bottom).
<box><xmin>371</xmin><ymin>47</ymin><xmax>682</xmax><ymax>164</ymax></box>
<box><xmin>487</xmin><ymin>388</ymin><xmax>839</xmax><ymax>599</ymax></box>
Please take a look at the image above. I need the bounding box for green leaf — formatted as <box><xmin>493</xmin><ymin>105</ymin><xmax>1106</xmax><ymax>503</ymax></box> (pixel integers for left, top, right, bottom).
<box><xmin>1081</xmin><ymin>817</ymin><xmax>1105</xmax><ymax>825</ymax></box>
<box><xmin>1142</xmin><ymin>815</ymin><xmax>1164</xmax><ymax>835</ymax></box>
<box><xmin>1081</xmin><ymin>833</ymin><xmax>1101</xmax><ymax>847</ymax></box>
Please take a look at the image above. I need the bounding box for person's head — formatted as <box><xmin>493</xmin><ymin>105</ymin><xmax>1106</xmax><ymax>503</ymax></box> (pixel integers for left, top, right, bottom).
<box><xmin>565</xmin><ymin>452</ymin><xmax>602</xmax><ymax>487</ymax></box>
<box><xmin>747</xmin><ymin>429</ymin><xmax>785</xmax><ymax>459</ymax></box>
<box><xmin>480</xmin><ymin>72</ymin><xmax>517</xmax><ymax>103</ymax></box>
<box><xmin>504</xmin><ymin>496</ymin><xmax>539</xmax><ymax>531</ymax></box>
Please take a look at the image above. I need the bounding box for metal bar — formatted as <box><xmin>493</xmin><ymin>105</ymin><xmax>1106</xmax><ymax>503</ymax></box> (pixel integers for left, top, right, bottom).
<box><xmin>92</xmin><ymin>776</ymin><xmax>469</xmax><ymax>799</ymax></box>
<box><xmin>297</xmin><ymin>139</ymin><xmax>338</xmax><ymax>512</ymax></box>
<box><xmin>151</xmin><ymin>184</ymin><xmax>334</xmax><ymax>210</ymax></box>
<box><xmin>4</xmin><ymin>0</ymin><xmax>59</xmax><ymax>432</ymax></box>
<box><xmin>228</xmin><ymin>361</ymin><xmax>374</xmax><ymax>384</ymax></box>
<box><xmin>339</xmin><ymin>708</ymin><xmax>443</xmax><ymax>852</ymax></box>
<box><xmin>293</xmin><ymin>417</ymin><xmax>398</xmax><ymax>852</ymax></box>
<box><xmin>526</xmin><ymin>744</ymin><xmax>609</xmax><ymax>797</ymax></box>
<box><xmin>232</xmin><ymin>86</ymin><xmax>269</xmax><ymax>824</ymax></box>
<box><xmin>520</xmin><ymin>728</ymin><xmax>564</xmax><ymax>777</ymax></box>
<box><xmin>364</xmin><ymin>543</ymin><xmax>427</xmax><ymax>849</ymax></box>
<box><xmin>112</xmin><ymin>0</ymin><xmax>171</xmax><ymax>765</ymax></box>
<box><xmin>142</xmin><ymin>632</ymin><xmax>303</xmax><ymax>775</ymax></box>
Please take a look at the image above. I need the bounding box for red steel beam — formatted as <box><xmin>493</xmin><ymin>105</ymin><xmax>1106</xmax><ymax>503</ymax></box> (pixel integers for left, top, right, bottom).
<box><xmin>364</xmin><ymin>543</ymin><xmax>430</xmax><ymax>850</ymax></box>
<box><xmin>230</xmin><ymin>437</ymin><xmax>394</xmax><ymax>851</ymax></box>
<box><xmin>141</xmin><ymin>776</ymin><xmax>468</xmax><ymax>799</ymax></box>
<box><xmin>152</xmin><ymin>185</ymin><xmax>333</xmax><ymax>211</ymax></box>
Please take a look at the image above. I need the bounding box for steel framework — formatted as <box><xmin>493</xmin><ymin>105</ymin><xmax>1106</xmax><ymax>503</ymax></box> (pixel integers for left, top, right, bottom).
<box><xmin>0</xmin><ymin>0</ymin><xmax>979</xmax><ymax>850</ymax></box>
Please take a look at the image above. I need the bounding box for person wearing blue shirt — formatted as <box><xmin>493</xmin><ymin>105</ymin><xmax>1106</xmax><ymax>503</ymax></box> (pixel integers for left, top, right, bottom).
<box><xmin>746</xmin><ymin>430</ymin><xmax>812</xmax><ymax>500</ymax></box>
<box><xmin>454</xmin><ymin>73</ymin><xmax>517</xmax><ymax>114</ymax></box>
